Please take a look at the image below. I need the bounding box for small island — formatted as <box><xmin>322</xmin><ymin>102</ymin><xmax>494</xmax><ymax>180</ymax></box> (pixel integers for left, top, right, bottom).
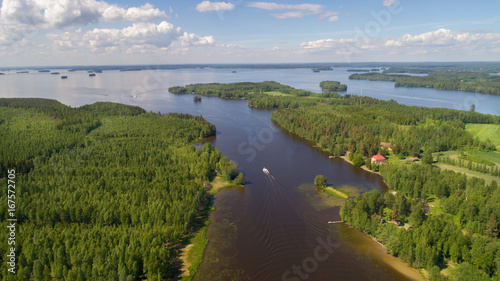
<box><xmin>319</xmin><ymin>80</ymin><xmax>347</xmax><ymax>92</ymax></box>
<box><xmin>193</xmin><ymin>95</ymin><xmax>202</xmax><ymax>102</ymax></box>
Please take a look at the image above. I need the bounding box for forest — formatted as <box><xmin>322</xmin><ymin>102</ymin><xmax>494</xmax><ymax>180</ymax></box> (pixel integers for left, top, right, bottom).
<box><xmin>349</xmin><ymin>70</ymin><xmax>500</xmax><ymax>95</ymax></box>
<box><xmin>170</xmin><ymin>81</ymin><xmax>500</xmax><ymax>279</ymax></box>
<box><xmin>341</xmin><ymin>165</ymin><xmax>500</xmax><ymax>280</ymax></box>
<box><xmin>0</xmin><ymin>98</ymin><xmax>242</xmax><ymax>280</ymax></box>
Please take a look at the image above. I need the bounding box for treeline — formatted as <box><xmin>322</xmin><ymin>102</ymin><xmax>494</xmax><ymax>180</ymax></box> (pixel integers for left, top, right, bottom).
<box><xmin>349</xmin><ymin>71</ymin><xmax>500</xmax><ymax>95</ymax></box>
<box><xmin>172</xmin><ymin>81</ymin><xmax>499</xmax><ymax>123</ymax></box>
<box><xmin>383</xmin><ymin>67</ymin><xmax>430</xmax><ymax>74</ymax></box>
<box><xmin>341</xmin><ymin>164</ymin><xmax>500</xmax><ymax>279</ymax></box>
<box><xmin>169</xmin><ymin>81</ymin><xmax>316</xmax><ymax>98</ymax></box>
<box><xmin>320</xmin><ymin>80</ymin><xmax>347</xmax><ymax>92</ymax></box>
<box><xmin>0</xmin><ymin>98</ymin><xmax>236</xmax><ymax>280</ymax></box>
<box><xmin>437</xmin><ymin>155</ymin><xmax>500</xmax><ymax>177</ymax></box>
<box><xmin>168</xmin><ymin>81</ymin><xmax>498</xmax><ymax>161</ymax></box>
<box><xmin>270</xmin><ymin>100</ymin><xmax>496</xmax><ymax>160</ymax></box>
<box><xmin>166</xmin><ymin>82</ymin><xmax>499</xmax><ymax>161</ymax></box>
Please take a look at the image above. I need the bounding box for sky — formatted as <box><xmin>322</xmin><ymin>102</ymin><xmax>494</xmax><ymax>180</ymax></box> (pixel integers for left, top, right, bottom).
<box><xmin>1</xmin><ymin>0</ymin><xmax>500</xmax><ymax>66</ymax></box>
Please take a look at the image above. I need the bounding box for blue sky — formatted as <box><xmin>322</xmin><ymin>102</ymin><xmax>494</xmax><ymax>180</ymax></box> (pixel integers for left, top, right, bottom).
<box><xmin>1</xmin><ymin>0</ymin><xmax>499</xmax><ymax>66</ymax></box>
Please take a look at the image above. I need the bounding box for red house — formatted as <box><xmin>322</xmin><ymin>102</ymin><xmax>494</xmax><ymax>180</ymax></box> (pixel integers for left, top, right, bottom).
<box><xmin>371</xmin><ymin>154</ymin><xmax>386</xmax><ymax>164</ymax></box>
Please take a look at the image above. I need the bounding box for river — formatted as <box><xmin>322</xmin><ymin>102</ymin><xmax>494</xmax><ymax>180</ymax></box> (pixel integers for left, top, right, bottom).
<box><xmin>1</xmin><ymin>67</ymin><xmax>498</xmax><ymax>280</ymax></box>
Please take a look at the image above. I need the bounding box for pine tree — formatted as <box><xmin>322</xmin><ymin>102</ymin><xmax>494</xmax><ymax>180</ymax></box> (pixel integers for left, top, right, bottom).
<box><xmin>485</xmin><ymin>213</ymin><xmax>498</xmax><ymax>238</ymax></box>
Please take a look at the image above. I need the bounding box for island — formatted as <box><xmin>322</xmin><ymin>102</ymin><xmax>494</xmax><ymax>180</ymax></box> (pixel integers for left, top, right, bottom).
<box><xmin>349</xmin><ymin>69</ymin><xmax>500</xmax><ymax>95</ymax></box>
<box><xmin>319</xmin><ymin>80</ymin><xmax>347</xmax><ymax>92</ymax></box>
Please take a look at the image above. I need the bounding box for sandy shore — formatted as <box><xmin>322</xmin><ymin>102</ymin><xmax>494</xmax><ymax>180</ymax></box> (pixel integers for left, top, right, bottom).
<box><xmin>339</xmin><ymin>156</ymin><xmax>382</xmax><ymax>175</ymax></box>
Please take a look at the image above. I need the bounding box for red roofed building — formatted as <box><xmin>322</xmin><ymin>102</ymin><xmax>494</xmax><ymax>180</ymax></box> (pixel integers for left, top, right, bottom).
<box><xmin>371</xmin><ymin>154</ymin><xmax>386</xmax><ymax>164</ymax></box>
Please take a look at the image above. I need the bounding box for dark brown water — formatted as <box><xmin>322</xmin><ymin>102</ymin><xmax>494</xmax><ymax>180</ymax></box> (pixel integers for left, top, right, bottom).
<box><xmin>178</xmin><ymin>97</ymin><xmax>421</xmax><ymax>281</ymax></box>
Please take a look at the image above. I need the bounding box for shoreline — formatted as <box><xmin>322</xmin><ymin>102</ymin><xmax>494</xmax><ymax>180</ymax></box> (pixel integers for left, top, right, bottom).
<box><xmin>341</xmin><ymin>223</ymin><xmax>425</xmax><ymax>281</ymax></box>
<box><xmin>339</xmin><ymin>155</ymin><xmax>381</xmax><ymax>175</ymax></box>
<box><xmin>178</xmin><ymin>176</ymin><xmax>243</xmax><ymax>280</ymax></box>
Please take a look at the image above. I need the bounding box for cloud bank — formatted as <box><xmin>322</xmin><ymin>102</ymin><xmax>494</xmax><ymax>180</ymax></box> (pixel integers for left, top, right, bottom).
<box><xmin>300</xmin><ymin>28</ymin><xmax>500</xmax><ymax>60</ymax></box>
<box><xmin>0</xmin><ymin>0</ymin><xmax>169</xmax><ymax>45</ymax></box>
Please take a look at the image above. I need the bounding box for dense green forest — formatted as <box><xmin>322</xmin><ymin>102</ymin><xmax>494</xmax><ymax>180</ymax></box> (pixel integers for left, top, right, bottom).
<box><xmin>341</xmin><ymin>165</ymin><xmax>500</xmax><ymax>280</ymax></box>
<box><xmin>170</xmin><ymin>81</ymin><xmax>500</xmax><ymax>279</ymax></box>
<box><xmin>349</xmin><ymin>71</ymin><xmax>500</xmax><ymax>95</ymax></box>
<box><xmin>0</xmin><ymin>98</ymin><xmax>241</xmax><ymax>280</ymax></box>
<box><xmin>319</xmin><ymin>81</ymin><xmax>347</xmax><ymax>92</ymax></box>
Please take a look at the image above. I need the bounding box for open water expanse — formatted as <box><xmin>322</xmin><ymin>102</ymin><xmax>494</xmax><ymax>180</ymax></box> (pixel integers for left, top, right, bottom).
<box><xmin>1</xmin><ymin>67</ymin><xmax>498</xmax><ymax>280</ymax></box>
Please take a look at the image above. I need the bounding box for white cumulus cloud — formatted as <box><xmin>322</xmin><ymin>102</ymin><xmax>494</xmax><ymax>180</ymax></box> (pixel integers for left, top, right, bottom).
<box><xmin>0</xmin><ymin>0</ymin><xmax>167</xmax><ymax>45</ymax></box>
<box><xmin>180</xmin><ymin>32</ymin><xmax>215</xmax><ymax>46</ymax></box>
<box><xmin>196</xmin><ymin>1</ymin><xmax>235</xmax><ymax>12</ymax></box>
<box><xmin>46</xmin><ymin>21</ymin><xmax>215</xmax><ymax>53</ymax></box>
<box><xmin>101</xmin><ymin>3</ymin><xmax>167</xmax><ymax>22</ymax></box>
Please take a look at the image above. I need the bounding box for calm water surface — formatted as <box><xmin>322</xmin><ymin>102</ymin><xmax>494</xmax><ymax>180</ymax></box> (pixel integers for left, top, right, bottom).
<box><xmin>2</xmin><ymin>68</ymin><xmax>496</xmax><ymax>280</ymax></box>
<box><xmin>0</xmin><ymin>67</ymin><xmax>498</xmax><ymax>115</ymax></box>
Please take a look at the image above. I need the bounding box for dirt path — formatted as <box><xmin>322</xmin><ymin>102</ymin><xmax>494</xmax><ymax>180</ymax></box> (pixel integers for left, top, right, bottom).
<box><xmin>179</xmin><ymin>244</ymin><xmax>194</xmax><ymax>277</ymax></box>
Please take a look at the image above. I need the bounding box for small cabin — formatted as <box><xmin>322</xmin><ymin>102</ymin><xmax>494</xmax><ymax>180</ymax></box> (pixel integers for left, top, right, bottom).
<box><xmin>371</xmin><ymin>154</ymin><xmax>386</xmax><ymax>164</ymax></box>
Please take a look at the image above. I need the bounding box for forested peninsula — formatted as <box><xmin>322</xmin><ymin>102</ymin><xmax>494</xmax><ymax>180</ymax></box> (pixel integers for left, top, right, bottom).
<box><xmin>349</xmin><ymin>70</ymin><xmax>500</xmax><ymax>95</ymax></box>
<box><xmin>0</xmin><ymin>98</ymin><xmax>243</xmax><ymax>280</ymax></box>
<box><xmin>170</xmin><ymin>81</ymin><xmax>500</xmax><ymax>280</ymax></box>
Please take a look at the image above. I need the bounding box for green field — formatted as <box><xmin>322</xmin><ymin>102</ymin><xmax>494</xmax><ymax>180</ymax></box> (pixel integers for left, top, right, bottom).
<box><xmin>325</xmin><ymin>186</ymin><xmax>349</xmax><ymax>199</ymax></box>
<box><xmin>436</xmin><ymin>150</ymin><xmax>500</xmax><ymax>167</ymax></box>
<box><xmin>466</xmin><ymin>123</ymin><xmax>500</xmax><ymax>149</ymax></box>
<box><xmin>426</xmin><ymin>196</ymin><xmax>444</xmax><ymax>216</ymax></box>
<box><xmin>435</xmin><ymin>163</ymin><xmax>499</xmax><ymax>184</ymax></box>
<box><xmin>263</xmin><ymin>91</ymin><xmax>289</xmax><ymax>96</ymax></box>
<box><xmin>472</xmin><ymin>151</ymin><xmax>500</xmax><ymax>166</ymax></box>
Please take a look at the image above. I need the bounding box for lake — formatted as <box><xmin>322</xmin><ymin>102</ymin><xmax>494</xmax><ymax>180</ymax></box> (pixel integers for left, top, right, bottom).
<box><xmin>1</xmin><ymin>67</ymin><xmax>497</xmax><ymax>280</ymax></box>
<box><xmin>1</xmin><ymin>67</ymin><xmax>498</xmax><ymax>115</ymax></box>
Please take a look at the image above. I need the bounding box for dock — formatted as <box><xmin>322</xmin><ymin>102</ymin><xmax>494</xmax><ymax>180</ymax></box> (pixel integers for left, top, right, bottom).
<box><xmin>328</xmin><ymin>221</ymin><xmax>343</xmax><ymax>224</ymax></box>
